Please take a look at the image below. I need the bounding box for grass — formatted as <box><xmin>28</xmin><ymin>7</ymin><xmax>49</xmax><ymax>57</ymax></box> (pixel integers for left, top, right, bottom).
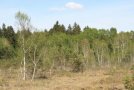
<box><xmin>0</xmin><ymin>68</ymin><xmax>130</xmax><ymax>90</ymax></box>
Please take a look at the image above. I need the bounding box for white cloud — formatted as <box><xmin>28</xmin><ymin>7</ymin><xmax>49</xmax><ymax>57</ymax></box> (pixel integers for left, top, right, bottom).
<box><xmin>65</xmin><ymin>2</ymin><xmax>83</xmax><ymax>10</ymax></box>
<box><xmin>50</xmin><ymin>2</ymin><xmax>83</xmax><ymax>12</ymax></box>
<box><xmin>50</xmin><ymin>7</ymin><xmax>65</xmax><ymax>12</ymax></box>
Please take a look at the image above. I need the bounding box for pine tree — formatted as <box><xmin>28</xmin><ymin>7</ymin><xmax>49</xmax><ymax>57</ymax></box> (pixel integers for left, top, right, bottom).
<box><xmin>6</xmin><ymin>26</ymin><xmax>17</xmax><ymax>48</ymax></box>
<box><xmin>66</xmin><ymin>24</ymin><xmax>73</xmax><ymax>35</ymax></box>
<box><xmin>49</xmin><ymin>21</ymin><xmax>66</xmax><ymax>33</ymax></box>
<box><xmin>0</xmin><ymin>28</ymin><xmax>2</xmax><ymax>37</ymax></box>
<box><xmin>72</xmin><ymin>22</ymin><xmax>81</xmax><ymax>34</ymax></box>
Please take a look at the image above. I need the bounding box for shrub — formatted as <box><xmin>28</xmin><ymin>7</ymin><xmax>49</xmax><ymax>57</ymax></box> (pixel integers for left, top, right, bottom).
<box><xmin>124</xmin><ymin>75</ymin><xmax>134</xmax><ymax>90</ymax></box>
<box><xmin>0</xmin><ymin>77</ymin><xmax>8</xmax><ymax>86</ymax></box>
<box><xmin>72</xmin><ymin>58</ymin><xmax>83</xmax><ymax>72</ymax></box>
<box><xmin>0</xmin><ymin>47</ymin><xmax>15</xmax><ymax>59</ymax></box>
<box><xmin>124</xmin><ymin>65</ymin><xmax>134</xmax><ymax>90</ymax></box>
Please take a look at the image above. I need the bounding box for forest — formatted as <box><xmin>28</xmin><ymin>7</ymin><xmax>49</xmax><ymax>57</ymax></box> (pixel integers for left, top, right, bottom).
<box><xmin>0</xmin><ymin>12</ymin><xmax>134</xmax><ymax>90</ymax></box>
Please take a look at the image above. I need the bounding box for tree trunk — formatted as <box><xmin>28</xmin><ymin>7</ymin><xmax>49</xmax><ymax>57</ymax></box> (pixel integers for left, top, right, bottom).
<box><xmin>22</xmin><ymin>36</ymin><xmax>26</xmax><ymax>80</ymax></box>
<box><xmin>23</xmin><ymin>52</ymin><xmax>26</xmax><ymax>80</ymax></box>
<box><xmin>97</xmin><ymin>49</ymin><xmax>100</xmax><ymax>66</ymax></box>
<box><xmin>31</xmin><ymin>46</ymin><xmax>37</xmax><ymax>81</ymax></box>
<box><xmin>63</xmin><ymin>58</ymin><xmax>66</xmax><ymax>70</ymax></box>
<box><xmin>32</xmin><ymin>64</ymin><xmax>36</xmax><ymax>81</ymax></box>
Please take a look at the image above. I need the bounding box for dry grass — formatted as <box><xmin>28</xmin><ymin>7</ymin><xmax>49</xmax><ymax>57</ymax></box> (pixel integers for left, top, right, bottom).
<box><xmin>0</xmin><ymin>68</ymin><xmax>129</xmax><ymax>90</ymax></box>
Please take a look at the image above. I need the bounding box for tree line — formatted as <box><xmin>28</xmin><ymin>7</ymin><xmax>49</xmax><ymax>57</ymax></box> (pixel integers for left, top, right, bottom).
<box><xmin>0</xmin><ymin>12</ymin><xmax>134</xmax><ymax>80</ymax></box>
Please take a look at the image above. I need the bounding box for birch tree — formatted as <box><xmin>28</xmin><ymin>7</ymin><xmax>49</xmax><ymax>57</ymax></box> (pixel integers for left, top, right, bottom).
<box><xmin>93</xmin><ymin>39</ymin><xmax>108</xmax><ymax>67</ymax></box>
<box><xmin>81</xmin><ymin>39</ymin><xmax>90</xmax><ymax>69</ymax></box>
<box><xmin>28</xmin><ymin>33</ymin><xmax>45</xmax><ymax>81</ymax></box>
<box><xmin>15</xmin><ymin>11</ymin><xmax>31</xmax><ymax>80</ymax></box>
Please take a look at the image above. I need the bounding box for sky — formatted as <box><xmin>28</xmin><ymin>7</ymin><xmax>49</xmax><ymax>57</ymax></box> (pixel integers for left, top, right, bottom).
<box><xmin>0</xmin><ymin>0</ymin><xmax>134</xmax><ymax>32</ymax></box>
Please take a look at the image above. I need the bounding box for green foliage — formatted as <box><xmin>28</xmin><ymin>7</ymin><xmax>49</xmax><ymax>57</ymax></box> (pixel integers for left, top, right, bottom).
<box><xmin>0</xmin><ymin>24</ymin><xmax>17</xmax><ymax>48</ymax></box>
<box><xmin>0</xmin><ymin>19</ymin><xmax>134</xmax><ymax>74</ymax></box>
<box><xmin>15</xmin><ymin>11</ymin><xmax>30</xmax><ymax>27</ymax></box>
<box><xmin>0</xmin><ymin>77</ymin><xmax>7</xmax><ymax>86</ymax></box>
<box><xmin>0</xmin><ymin>47</ymin><xmax>15</xmax><ymax>59</ymax></box>
<box><xmin>131</xmin><ymin>65</ymin><xmax>134</xmax><ymax>70</ymax></box>
<box><xmin>66</xmin><ymin>24</ymin><xmax>73</xmax><ymax>35</ymax></box>
<box><xmin>124</xmin><ymin>75</ymin><xmax>134</xmax><ymax>90</ymax></box>
<box><xmin>110</xmin><ymin>27</ymin><xmax>117</xmax><ymax>38</ymax></box>
<box><xmin>0</xmin><ymin>28</ymin><xmax>2</xmax><ymax>37</ymax></box>
<box><xmin>124</xmin><ymin>65</ymin><xmax>134</xmax><ymax>90</ymax></box>
<box><xmin>0</xmin><ymin>38</ymin><xmax>16</xmax><ymax>59</ymax></box>
<box><xmin>72</xmin><ymin>22</ymin><xmax>81</xmax><ymax>35</ymax></box>
<box><xmin>72</xmin><ymin>57</ymin><xmax>83</xmax><ymax>72</ymax></box>
<box><xmin>49</xmin><ymin>21</ymin><xmax>66</xmax><ymax>33</ymax></box>
<box><xmin>5</xmin><ymin>26</ymin><xmax>17</xmax><ymax>48</ymax></box>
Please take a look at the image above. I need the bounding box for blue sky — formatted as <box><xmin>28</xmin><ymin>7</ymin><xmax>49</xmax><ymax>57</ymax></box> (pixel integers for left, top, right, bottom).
<box><xmin>0</xmin><ymin>0</ymin><xmax>134</xmax><ymax>31</ymax></box>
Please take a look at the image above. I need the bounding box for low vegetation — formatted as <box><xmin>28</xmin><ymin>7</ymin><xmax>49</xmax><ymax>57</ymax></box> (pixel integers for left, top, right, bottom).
<box><xmin>0</xmin><ymin>68</ymin><xmax>130</xmax><ymax>90</ymax></box>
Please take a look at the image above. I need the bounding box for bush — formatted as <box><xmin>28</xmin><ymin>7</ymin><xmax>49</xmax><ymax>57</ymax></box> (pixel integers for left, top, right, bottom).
<box><xmin>124</xmin><ymin>75</ymin><xmax>134</xmax><ymax>90</ymax></box>
<box><xmin>72</xmin><ymin>58</ymin><xmax>83</xmax><ymax>72</ymax></box>
<box><xmin>0</xmin><ymin>77</ymin><xmax>8</xmax><ymax>86</ymax></box>
<box><xmin>130</xmin><ymin>65</ymin><xmax>134</xmax><ymax>70</ymax></box>
<box><xmin>124</xmin><ymin>65</ymin><xmax>134</xmax><ymax>90</ymax></box>
<box><xmin>0</xmin><ymin>47</ymin><xmax>15</xmax><ymax>59</ymax></box>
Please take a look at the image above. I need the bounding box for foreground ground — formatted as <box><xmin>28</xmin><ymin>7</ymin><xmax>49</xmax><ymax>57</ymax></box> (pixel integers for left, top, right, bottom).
<box><xmin>0</xmin><ymin>68</ymin><xmax>130</xmax><ymax>90</ymax></box>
